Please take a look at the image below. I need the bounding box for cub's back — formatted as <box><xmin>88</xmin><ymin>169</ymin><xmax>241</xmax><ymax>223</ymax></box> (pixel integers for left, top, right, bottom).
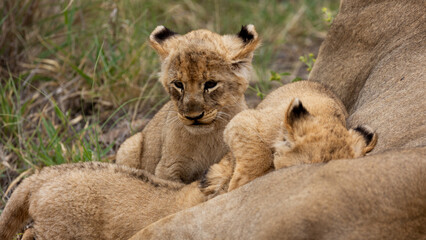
<box><xmin>23</xmin><ymin>162</ymin><xmax>186</xmax><ymax>240</ymax></box>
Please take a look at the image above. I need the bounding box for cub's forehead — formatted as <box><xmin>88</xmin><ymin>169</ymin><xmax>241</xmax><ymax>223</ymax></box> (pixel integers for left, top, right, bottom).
<box><xmin>166</xmin><ymin>49</ymin><xmax>231</xmax><ymax>82</ymax></box>
<box><xmin>179</xmin><ymin>29</ymin><xmax>225</xmax><ymax>47</ymax></box>
<box><xmin>171</xmin><ymin>30</ymin><xmax>229</xmax><ymax>60</ymax></box>
<box><xmin>166</xmin><ymin>47</ymin><xmax>230</xmax><ymax>75</ymax></box>
<box><xmin>162</xmin><ymin>30</ymin><xmax>235</xmax><ymax>80</ymax></box>
<box><xmin>170</xmin><ymin>48</ymin><xmax>228</xmax><ymax>66</ymax></box>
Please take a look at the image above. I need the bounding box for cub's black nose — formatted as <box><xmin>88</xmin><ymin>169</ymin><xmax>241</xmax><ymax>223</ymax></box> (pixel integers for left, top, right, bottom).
<box><xmin>185</xmin><ymin>112</ymin><xmax>204</xmax><ymax>120</ymax></box>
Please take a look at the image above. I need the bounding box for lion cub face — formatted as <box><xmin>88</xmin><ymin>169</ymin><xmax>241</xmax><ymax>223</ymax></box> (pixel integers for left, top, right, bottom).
<box><xmin>274</xmin><ymin>98</ymin><xmax>377</xmax><ymax>169</ymax></box>
<box><xmin>149</xmin><ymin>25</ymin><xmax>260</xmax><ymax>134</ymax></box>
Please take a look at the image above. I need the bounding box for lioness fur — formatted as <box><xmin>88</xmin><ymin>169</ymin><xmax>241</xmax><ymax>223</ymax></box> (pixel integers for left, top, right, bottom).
<box><xmin>310</xmin><ymin>0</ymin><xmax>425</xmax><ymax>153</ymax></box>
<box><xmin>0</xmin><ymin>162</ymin><xmax>206</xmax><ymax>240</ymax></box>
<box><xmin>116</xmin><ymin>25</ymin><xmax>260</xmax><ymax>183</ymax></box>
<box><xmin>216</xmin><ymin>81</ymin><xmax>377</xmax><ymax>191</ymax></box>
<box><xmin>131</xmin><ymin>148</ymin><xmax>425</xmax><ymax>240</ymax></box>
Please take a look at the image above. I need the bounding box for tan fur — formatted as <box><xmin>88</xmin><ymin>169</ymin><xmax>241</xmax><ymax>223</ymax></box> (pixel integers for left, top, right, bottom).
<box><xmin>225</xmin><ymin>81</ymin><xmax>376</xmax><ymax>190</ymax></box>
<box><xmin>129</xmin><ymin>0</ymin><xmax>425</xmax><ymax>238</ymax></box>
<box><xmin>0</xmin><ymin>162</ymin><xmax>206</xmax><ymax>240</ymax></box>
<box><xmin>116</xmin><ymin>25</ymin><xmax>260</xmax><ymax>183</ymax></box>
<box><xmin>310</xmin><ymin>0</ymin><xmax>426</xmax><ymax>153</ymax></box>
<box><xmin>130</xmin><ymin>148</ymin><xmax>426</xmax><ymax>240</ymax></box>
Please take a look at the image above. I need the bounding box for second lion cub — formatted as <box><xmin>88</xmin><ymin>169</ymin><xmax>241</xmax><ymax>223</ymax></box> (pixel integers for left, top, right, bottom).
<box><xmin>225</xmin><ymin>81</ymin><xmax>377</xmax><ymax>190</ymax></box>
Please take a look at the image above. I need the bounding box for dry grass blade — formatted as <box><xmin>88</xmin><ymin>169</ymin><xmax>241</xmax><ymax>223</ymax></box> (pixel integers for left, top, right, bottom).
<box><xmin>2</xmin><ymin>168</ymin><xmax>34</xmax><ymax>202</ymax></box>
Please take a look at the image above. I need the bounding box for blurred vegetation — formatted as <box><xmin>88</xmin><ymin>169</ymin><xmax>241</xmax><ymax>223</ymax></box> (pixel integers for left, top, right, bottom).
<box><xmin>0</xmin><ymin>0</ymin><xmax>339</xmax><ymax>203</ymax></box>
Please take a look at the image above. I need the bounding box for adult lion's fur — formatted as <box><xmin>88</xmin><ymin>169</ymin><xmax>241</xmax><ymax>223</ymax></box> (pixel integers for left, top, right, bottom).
<box><xmin>310</xmin><ymin>0</ymin><xmax>426</xmax><ymax>153</ymax></box>
<box><xmin>0</xmin><ymin>162</ymin><xmax>205</xmax><ymax>240</ymax></box>
<box><xmin>131</xmin><ymin>148</ymin><xmax>426</xmax><ymax>240</ymax></box>
<box><xmin>116</xmin><ymin>25</ymin><xmax>260</xmax><ymax>183</ymax></box>
<box><xmin>129</xmin><ymin>0</ymin><xmax>426</xmax><ymax>239</ymax></box>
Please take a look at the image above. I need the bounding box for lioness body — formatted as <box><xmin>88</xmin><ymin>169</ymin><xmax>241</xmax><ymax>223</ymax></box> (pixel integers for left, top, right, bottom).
<box><xmin>117</xmin><ymin>25</ymin><xmax>260</xmax><ymax>183</ymax></box>
<box><xmin>0</xmin><ymin>162</ymin><xmax>205</xmax><ymax>240</ymax></box>
<box><xmin>225</xmin><ymin>81</ymin><xmax>376</xmax><ymax>190</ymax></box>
<box><xmin>132</xmin><ymin>148</ymin><xmax>426</xmax><ymax>240</ymax></box>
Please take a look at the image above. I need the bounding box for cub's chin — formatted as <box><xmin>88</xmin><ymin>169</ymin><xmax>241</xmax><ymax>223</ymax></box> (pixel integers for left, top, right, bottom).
<box><xmin>184</xmin><ymin>123</ymin><xmax>215</xmax><ymax>135</ymax></box>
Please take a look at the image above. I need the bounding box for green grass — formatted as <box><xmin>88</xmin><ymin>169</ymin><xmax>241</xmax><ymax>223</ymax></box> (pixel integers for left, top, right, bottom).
<box><xmin>0</xmin><ymin>0</ymin><xmax>339</xmax><ymax>199</ymax></box>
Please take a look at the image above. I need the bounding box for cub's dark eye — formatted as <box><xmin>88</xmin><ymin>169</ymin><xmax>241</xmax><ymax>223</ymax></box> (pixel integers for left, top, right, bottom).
<box><xmin>204</xmin><ymin>80</ymin><xmax>217</xmax><ymax>90</ymax></box>
<box><xmin>173</xmin><ymin>81</ymin><xmax>184</xmax><ymax>90</ymax></box>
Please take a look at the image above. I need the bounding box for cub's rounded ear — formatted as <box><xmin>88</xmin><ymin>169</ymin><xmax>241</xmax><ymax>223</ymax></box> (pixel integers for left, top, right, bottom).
<box><xmin>284</xmin><ymin>98</ymin><xmax>311</xmax><ymax>135</ymax></box>
<box><xmin>349</xmin><ymin>125</ymin><xmax>378</xmax><ymax>156</ymax></box>
<box><xmin>149</xmin><ymin>26</ymin><xmax>179</xmax><ymax>59</ymax></box>
<box><xmin>232</xmin><ymin>24</ymin><xmax>260</xmax><ymax>61</ymax></box>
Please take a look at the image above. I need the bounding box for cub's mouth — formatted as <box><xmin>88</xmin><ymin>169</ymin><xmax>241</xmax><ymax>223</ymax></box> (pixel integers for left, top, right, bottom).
<box><xmin>192</xmin><ymin>121</ymin><xmax>208</xmax><ymax>126</ymax></box>
<box><xmin>178</xmin><ymin>109</ymin><xmax>218</xmax><ymax>127</ymax></box>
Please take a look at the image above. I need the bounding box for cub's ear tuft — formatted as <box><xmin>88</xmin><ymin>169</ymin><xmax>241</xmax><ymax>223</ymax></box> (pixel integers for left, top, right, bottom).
<box><xmin>352</xmin><ymin>125</ymin><xmax>378</xmax><ymax>153</ymax></box>
<box><xmin>288</xmin><ymin>98</ymin><xmax>309</xmax><ymax>119</ymax></box>
<box><xmin>151</xmin><ymin>26</ymin><xmax>177</xmax><ymax>43</ymax></box>
<box><xmin>284</xmin><ymin>98</ymin><xmax>311</xmax><ymax>134</ymax></box>
<box><xmin>286</xmin><ymin>98</ymin><xmax>310</xmax><ymax>124</ymax></box>
<box><xmin>237</xmin><ymin>25</ymin><xmax>255</xmax><ymax>43</ymax></box>
<box><xmin>149</xmin><ymin>25</ymin><xmax>178</xmax><ymax>59</ymax></box>
<box><xmin>353</xmin><ymin>125</ymin><xmax>374</xmax><ymax>145</ymax></box>
<box><xmin>232</xmin><ymin>24</ymin><xmax>260</xmax><ymax>61</ymax></box>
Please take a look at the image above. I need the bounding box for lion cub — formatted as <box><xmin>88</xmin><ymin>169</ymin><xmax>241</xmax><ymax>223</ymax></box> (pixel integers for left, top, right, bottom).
<box><xmin>116</xmin><ymin>25</ymin><xmax>260</xmax><ymax>183</ymax></box>
<box><xmin>220</xmin><ymin>81</ymin><xmax>377</xmax><ymax>191</ymax></box>
<box><xmin>0</xmin><ymin>162</ymin><xmax>206</xmax><ymax>240</ymax></box>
